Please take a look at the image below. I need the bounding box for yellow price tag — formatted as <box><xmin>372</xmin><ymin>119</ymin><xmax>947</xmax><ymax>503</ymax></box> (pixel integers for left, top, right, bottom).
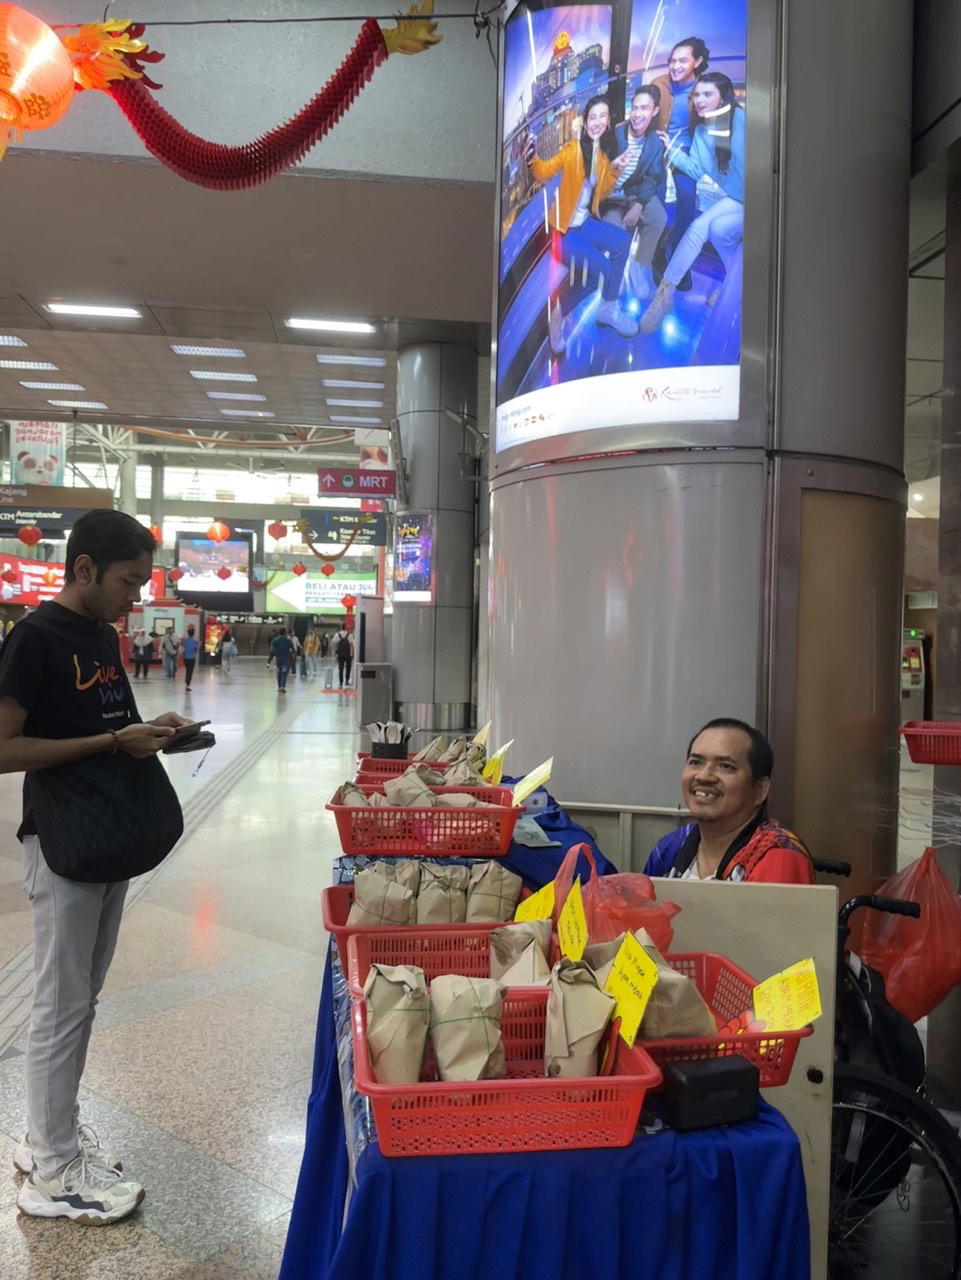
<box><xmin>752</xmin><ymin>957</ymin><xmax>822</xmax><ymax>1031</ymax></box>
<box><xmin>558</xmin><ymin>878</ymin><xmax>587</xmax><ymax>961</ymax></box>
<box><xmin>512</xmin><ymin>756</ymin><xmax>554</xmax><ymax>808</ymax></box>
<box><xmin>604</xmin><ymin>933</ymin><xmax>659</xmax><ymax>1045</ymax></box>
<box><xmin>482</xmin><ymin>739</ymin><xmax>514</xmax><ymax>786</ymax></box>
<box><xmin>513</xmin><ymin>880</ymin><xmax>555</xmax><ymax>922</ymax></box>
<box><xmin>472</xmin><ymin>720</ymin><xmax>492</xmax><ymax>747</ymax></box>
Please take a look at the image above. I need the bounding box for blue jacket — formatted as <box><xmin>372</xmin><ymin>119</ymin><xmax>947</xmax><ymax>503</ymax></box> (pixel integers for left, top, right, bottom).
<box><xmin>610</xmin><ymin>123</ymin><xmax>665</xmax><ymax>208</ymax></box>
<box><xmin>668</xmin><ymin>106</ymin><xmax>745</xmax><ymax>203</ymax></box>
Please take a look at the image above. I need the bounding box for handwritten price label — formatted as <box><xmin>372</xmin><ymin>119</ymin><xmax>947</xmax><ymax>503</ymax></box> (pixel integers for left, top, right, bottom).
<box><xmin>603</xmin><ymin>932</ymin><xmax>659</xmax><ymax>1045</ymax></box>
<box><xmin>753</xmin><ymin>958</ymin><xmax>822</xmax><ymax>1031</ymax></box>
<box><xmin>558</xmin><ymin>878</ymin><xmax>587</xmax><ymax>962</ymax></box>
<box><xmin>514</xmin><ymin>881</ymin><xmax>555</xmax><ymax>923</ymax></box>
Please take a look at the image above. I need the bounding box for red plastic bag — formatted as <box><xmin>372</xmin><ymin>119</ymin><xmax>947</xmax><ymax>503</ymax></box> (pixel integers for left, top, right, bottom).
<box><xmin>552</xmin><ymin>843</ymin><xmax>680</xmax><ymax>952</ymax></box>
<box><xmin>852</xmin><ymin>848</ymin><xmax>961</xmax><ymax>1023</ymax></box>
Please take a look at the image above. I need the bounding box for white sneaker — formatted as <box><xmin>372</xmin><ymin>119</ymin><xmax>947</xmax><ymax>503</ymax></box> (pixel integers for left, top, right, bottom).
<box><xmin>14</xmin><ymin>1124</ymin><xmax>123</xmax><ymax>1175</ymax></box>
<box><xmin>17</xmin><ymin>1154</ymin><xmax>144</xmax><ymax>1225</ymax></box>
<box><xmin>596</xmin><ymin>299</ymin><xmax>639</xmax><ymax>338</ymax></box>
<box><xmin>627</xmin><ymin>260</ymin><xmax>654</xmax><ymax>301</ymax></box>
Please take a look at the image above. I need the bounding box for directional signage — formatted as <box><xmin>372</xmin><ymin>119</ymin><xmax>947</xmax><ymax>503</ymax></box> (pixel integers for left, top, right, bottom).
<box><xmin>317</xmin><ymin>467</ymin><xmax>396</xmax><ymax>497</ymax></box>
<box><xmin>299</xmin><ymin>508</ymin><xmax>388</xmax><ymax>546</ymax></box>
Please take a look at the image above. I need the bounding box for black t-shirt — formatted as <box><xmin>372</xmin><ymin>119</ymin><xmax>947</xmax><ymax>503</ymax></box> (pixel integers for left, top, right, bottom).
<box><xmin>0</xmin><ymin>602</ymin><xmax>139</xmax><ymax>838</ymax></box>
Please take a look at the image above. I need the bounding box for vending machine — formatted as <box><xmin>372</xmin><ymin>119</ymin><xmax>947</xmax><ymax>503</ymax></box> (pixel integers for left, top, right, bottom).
<box><xmin>901</xmin><ymin>629</ymin><xmax>926</xmax><ymax>722</ymax></box>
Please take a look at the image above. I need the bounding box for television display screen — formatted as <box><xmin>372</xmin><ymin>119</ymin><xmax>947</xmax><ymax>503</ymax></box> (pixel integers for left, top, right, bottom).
<box><xmin>173</xmin><ymin>533</ymin><xmax>253</xmax><ymax>610</ymax></box>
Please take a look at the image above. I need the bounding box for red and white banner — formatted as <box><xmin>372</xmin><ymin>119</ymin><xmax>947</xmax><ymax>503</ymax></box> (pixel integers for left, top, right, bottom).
<box><xmin>0</xmin><ymin>558</ymin><xmax>166</xmax><ymax>609</ymax></box>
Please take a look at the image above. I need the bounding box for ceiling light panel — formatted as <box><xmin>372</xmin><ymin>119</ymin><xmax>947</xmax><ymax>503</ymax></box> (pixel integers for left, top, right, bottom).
<box><xmin>321</xmin><ymin>379</ymin><xmax>385</xmax><ymax>390</ymax></box>
<box><xmin>219</xmin><ymin>408</ymin><xmax>275</xmax><ymax>418</ymax></box>
<box><xmin>0</xmin><ymin>336</ymin><xmax>27</xmax><ymax>347</ymax></box>
<box><xmin>48</xmin><ymin>399</ymin><xmax>108</xmax><ymax>409</ymax></box>
<box><xmin>20</xmin><ymin>381</ymin><xmax>85</xmax><ymax>391</ymax></box>
<box><xmin>0</xmin><ymin>360</ymin><xmax>58</xmax><ymax>370</ymax></box>
<box><xmin>316</xmin><ymin>354</ymin><xmax>387</xmax><ymax>367</ymax></box>
<box><xmin>189</xmin><ymin>370</ymin><xmax>258</xmax><ymax>382</ymax></box>
<box><xmin>286</xmin><ymin>317</ymin><xmax>376</xmax><ymax>334</ymax></box>
<box><xmin>171</xmin><ymin>345</ymin><xmax>246</xmax><ymax>357</ymax></box>
<box><xmin>325</xmin><ymin>398</ymin><xmax>383</xmax><ymax>408</ymax></box>
<box><xmin>206</xmin><ymin>391</ymin><xmax>267</xmax><ymax>402</ymax></box>
<box><xmin>329</xmin><ymin>414</ymin><xmax>383</xmax><ymax>424</ymax></box>
<box><xmin>45</xmin><ymin>303</ymin><xmax>141</xmax><ymax>318</ymax></box>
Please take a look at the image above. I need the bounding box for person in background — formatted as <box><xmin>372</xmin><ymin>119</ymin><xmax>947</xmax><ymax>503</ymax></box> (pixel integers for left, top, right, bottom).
<box><xmin>644</xmin><ymin>718</ymin><xmax>814</xmax><ymax>883</ymax></box>
<box><xmin>641</xmin><ymin>71</ymin><xmax>745</xmax><ymax>333</ymax></box>
<box><xmin>651</xmin><ymin>35</ymin><xmax>710</xmax><ymax>289</ymax></box>
<box><xmin>288</xmin><ymin>629</ymin><xmax>305</xmax><ymax>679</ymax></box>
<box><xmin>181</xmin><ymin>624</ymin><xmax>198</xmax><ymax>692</ymax></box>
<box><xmin>267</xmin><ymin>627</ymin><xmax>294</xmax><ymax>693</ymax></box>
<box><xmin>304</xmin><ymin>626</ymin><xmax>319</xmax><ymax>677</ymax></box>
<box><xmin>334</xmin><ymin>627</ymin><xmax>353</xmax><ymax>689</ymax></box>
<box><xmin>601</xmin><ymin>84</ymin><xmax>667</xmax><ymax>302</ymax></box>
<box><xmin>319</xmin><ymin>631</ymin><xmax>330</xmax><ymax>660</ymax></box>
<box><xmin>0</xmin><ymin>509</ymin><xmax>190</xmax><ymax>1223</ymax></box>
<box><xmin>218</xmin><ymin>627</ymin><xmax>237</xmax><ymax>677</ymax></box>
<box><xmin>131</xmin><ymin>628</ymin><xmax>152</xmax><ymax>680</ymax></box>
<box><xmin>160</xmin><ymin>629</ymin><xmax>178</xmax><ymax>680</ymax></box>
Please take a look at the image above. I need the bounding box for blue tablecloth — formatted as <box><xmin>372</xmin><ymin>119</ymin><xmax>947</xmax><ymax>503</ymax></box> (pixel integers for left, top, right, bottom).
<box><xmin>280</xmin><ymin>960</ymin><xmax>811</xmax><ymax>1280</ymax></box>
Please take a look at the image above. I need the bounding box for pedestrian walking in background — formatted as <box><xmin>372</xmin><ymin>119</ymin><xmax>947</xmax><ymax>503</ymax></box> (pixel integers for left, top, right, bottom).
<box><xmin>267</xmin><ymin>628</ymin><xmax>294</xmax><ymax>693</ymax></box>
<box><xmin>181</xmin><ymin>624</ymin><xmax>198</xmax><ymax>691</ymax></box>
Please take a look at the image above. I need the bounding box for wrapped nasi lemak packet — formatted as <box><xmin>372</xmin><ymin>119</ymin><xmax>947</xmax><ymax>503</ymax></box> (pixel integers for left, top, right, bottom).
<box><xmin>466</xmin><ymin>861</ymin><xmax>523</xmax><ymax>922</ymax></box>
<box><xmin>347</xmin><ymin>867</ymin><xmax>416</xmax><ymax>926</ymax></box>
<box><xmin>429</xmin><ymin>975</ymin><xmax>506</xmax><ymax>1081</ymax></box>
<box><xmin>635</xmin><ymin>928</ymin><xmax>716</xmax><ymax>1039</ymax></box>
<box><xmin>383</xmin><ymin>771</ymin><xmax>437</xmax><ymax>807</ymax></box>
<box><xmin>413</xmin><ymin>735</ymin><xmax>446</xmax><ymax>763</ymax></box>
<box><xmin>489</xmin><ymin>920</ymin><xmax>552</xmax><ymax>985</ymax></box>
<box><xmin>364</xmin><ymin>964</ymin><xmax>430</xmax><ymax>1084</ymax></box>
<box><xmin>545</xmin><ymin>959</ymin><xmax>615</xmax><ymax>1078</ymax></box>
<box><xmin>416</xmin><ymin>863</ymin><xmax>469</xmax><ymax>924</ymax></box>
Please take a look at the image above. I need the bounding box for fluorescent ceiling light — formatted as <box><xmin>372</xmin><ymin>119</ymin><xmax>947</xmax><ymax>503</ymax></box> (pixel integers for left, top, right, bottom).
<box><xmin>325</xmin><ymin>398</ymin><xmax>383</xmax><ymax>409</ymax></box>
<box><xmin>322</xmin><ymin>379</ymin><xmax>384</xmax><ymax>390</ymax></box>
<box><xmin>286</xmin><ymin>317</ymin><xmax>376</xmax><ymax>335</ymax></box>
<box><xmin>316</xmin><ymin>354</ymin><xmax>386</xmax><ymax>367</ymax></box>
<box><xmin>329</xmin><ymin>414</ymin><xmax>383</xmax><ymax>425</ymax></box>
<box><xmin>206</xmin><ymin>391</ymin><xmax>267</xmax><ymax>402</ymax></box>
<box><xmin>48</xmin><ymin>399</ymin><xmax>108</xmax><ymax>409</ymax></box>
<box><xmin>190</xmin><ymin>370</ymin><xmax>258</xmax><ymax>382</ymax></box>
<box><xmin>219</xmin><ymin>408</ymin><xmax>275</xmax><ymax>418</ymax></box>
<box><xmin>20</xmin><ymin>381</ymin><xmax>85</xmax><ymax>391</ymax></box>
<box><xmin>45</xmin><ymin>303</ymin><xmax>141</xmax><ymax>318</ymax></box>
<box><xmin>171</xmin><ymin>344</ymin><xmax>246</xmax><ymax>358</ymax></box>
<box><xmin>0</xmin><ymin>335</ymin><xmax>27</xmax><ymax>347</ymax></box>
<box><xmin>0</xmin><ymin>360</ymin><xmax>58</xmax><ymax>370</ymax></box>
<box><xmin>912</xmin><ymin>492</ymin><xmax>924</xmax><ymax>501</ymax></box>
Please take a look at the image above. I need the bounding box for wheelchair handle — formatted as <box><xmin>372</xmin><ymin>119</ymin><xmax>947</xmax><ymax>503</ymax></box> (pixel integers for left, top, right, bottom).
<box><xmin>838</xmin><ymin>894</ymin><xmax>922</xmax><ymax>930</ymax></box>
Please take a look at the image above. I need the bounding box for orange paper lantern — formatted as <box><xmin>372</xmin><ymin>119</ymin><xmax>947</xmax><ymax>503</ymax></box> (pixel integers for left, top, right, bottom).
<box><xmin>321</xmin><ymin>562</ymin><xmax>335</xmax><ymax>577</ymax></box>
<box><xmin>0</xmin><ymin>6</ymin><xmax>75</xmax><ymax>157</ymax></box>
<box><xmin>207</xmin><ymin>520</ymin><xmax>231</xmax><ymax>544</ymax></box>
<box><xmin>216</xmin><ymin>566</ymin><xmax>232</xmax><ymax>581</ymax></box>
<box><xmin>17</xmin><ymin>524</ymin><xmax>41</xmax><ymax>546</ymax></box>
<box><xmin>292</xmin><ymin>562</ymin><xmax>307</xmax><ymax>577</ymax></box>
<box><xmin>267</xmin><ymin>520</ymin><xmax>287</xmax><ymax>540</ymax></box>
<box><xmin>148</xmin><ymin>523</ymin><xmax>162</xmax><ymax>543</ymax></box>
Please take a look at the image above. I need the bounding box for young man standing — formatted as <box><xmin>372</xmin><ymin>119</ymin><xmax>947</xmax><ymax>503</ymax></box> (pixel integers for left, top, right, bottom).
<box><xmin>602</xmin><ymin>85</ymin><xmax>668</xmax><ymax>300</ymax></box>
<box><xmin>0</xmin><ymin>510</ymin><xmax>190</xmax><ymax>1224</ymax></box>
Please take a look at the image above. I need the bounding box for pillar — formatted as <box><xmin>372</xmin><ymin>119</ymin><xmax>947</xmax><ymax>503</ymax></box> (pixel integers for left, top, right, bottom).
<box><xmin>118</xmin><ymin>451</ymin><xmax>137</xmax><ymax>518</ymax></box>
<box><xmin>487</xmin><ymin>0</ymin><xmax>911</xmax><ymax>891</ymax></box>
<box><xmin>392</xmin><ymin>344</ymin><xmax>478</xmax><ymax>731</ymax></box>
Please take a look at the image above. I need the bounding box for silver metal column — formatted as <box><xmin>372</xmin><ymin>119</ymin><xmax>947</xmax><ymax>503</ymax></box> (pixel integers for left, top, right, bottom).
<box><xmin>393</xmin><ymin>343</ymin><xmax>478</xmax><ymax>730</ymax></box>
<box><xmin>118</xmin><ymin>450</ymin><xmax>137</xmax><ymax>518</ymax></box>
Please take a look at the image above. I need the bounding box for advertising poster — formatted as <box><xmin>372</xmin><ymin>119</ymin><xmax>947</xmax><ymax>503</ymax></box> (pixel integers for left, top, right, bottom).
<box><xmin>9</xmin><ymin>421</ymin><xmax>66</xmax><ymax>486</ymax></box>
<box><xmin>497</xmin><ymin>0</ymin><xmax>747</xmax><ymax>450</ymax></box>
<box><xmin>0</xmin><ymin>554</ymin><xmax>64</xmax><ymax>607</ymax></box>
<box><xmin>393</xmin><ymin>513</ymin><xmax>434</xmax><ymax>603</ymax></box>
<box><xmin>265</xmin><ymin>571</ymin><xmax>377</xmax><ymax>616</ymax></box>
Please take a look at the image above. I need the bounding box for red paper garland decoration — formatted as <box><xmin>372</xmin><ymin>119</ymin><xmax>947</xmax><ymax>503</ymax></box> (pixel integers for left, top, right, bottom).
<box><xmin>107</xmin><ymin>21</ymin><xmax>388</xmax><ymax>191</ymax></box>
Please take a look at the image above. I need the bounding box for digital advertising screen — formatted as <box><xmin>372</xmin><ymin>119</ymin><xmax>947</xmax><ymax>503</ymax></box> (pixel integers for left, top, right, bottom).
<box><xmin>393</xmin><ymin>514</ymin><xmax>434</xmax><ymax>603</ymax></box>
<box><xmin>173</xmin><ymin>532</ymin><xmax>253</xmax><ymax>610</ymax></box>
<box><xmin>265</xmin><ymin>571</ymin><xmax>377</xmax><ymax>616</ymax></box>
<box><xmin>497</xmin><ymin>0</ymin><xmax>747</xmax><ymax>452</ymax></box>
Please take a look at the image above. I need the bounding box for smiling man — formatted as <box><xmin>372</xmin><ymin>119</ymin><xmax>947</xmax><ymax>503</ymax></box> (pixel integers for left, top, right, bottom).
<box><xmin>0</xmin><ymin>509</ymin><xmax>189</xmax><ymax>1224</ymax></box>
<box><xmin>644</xmin><ymin>718</ymin><xmax>814</xmax><ymax>883</ymax></box>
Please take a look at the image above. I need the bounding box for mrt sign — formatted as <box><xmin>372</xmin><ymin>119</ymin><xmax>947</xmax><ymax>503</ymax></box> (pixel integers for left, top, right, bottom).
<box><xmin>317</xmin><ymin>467</ymin><xmax>396</xmax><ymax>497</ymax></box>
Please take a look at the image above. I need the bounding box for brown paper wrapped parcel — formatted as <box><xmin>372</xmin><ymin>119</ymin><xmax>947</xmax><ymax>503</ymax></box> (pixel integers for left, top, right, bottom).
<box><xmin>545</xmin><ymin>959</ymin><xmax>615</xmax><ymax>1077</ymax></box>
<box><xmin>346</xmin><ymin>868</ymin><xmax>416</xmax><ymax>926</ymax></box>
<box><xmin>466</xmin><ymin>861</ymin><xmax>524</xmax><ymax>922</ymax></box>
<box><xmin>363</xmin><ymin>963</ymin><xmax>430</xmax><ymax>1084</ymax></box>
<box><xmin>489</xmin><ymin>920</ymin><xmax>552</xmax><ymax>985</ymax></box>
<box><xmin>415</xmin><ymin>863</ymin><xmax>469</xmax><ymax>924</ymax></box>
<box><xmin>428</xmin><ymin>975</ymin><xmax>507</xmax><ymax>1081</ymax></box>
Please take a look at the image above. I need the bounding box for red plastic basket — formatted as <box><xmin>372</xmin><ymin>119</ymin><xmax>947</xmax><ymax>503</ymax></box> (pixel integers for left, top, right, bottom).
<box><xmin>346</xmin><ymin>926</ymin><xmax>518</xmax><ymax>996</ymax></box>
<box><xmin>327</xmin><ymin>784</ymin><xmax>520</xmax><ymax>857</ymax></box>
<box><xmin>351</xmin><ymin>989</ymin><xmax>661</xmax><ymax>1156</ymax></box>
<box><xmin>322</xmin><ymin>884</ymin><xmax>511</xmax><ymax>963</ymax></box>
<box><xmin>900</xmin><ymin>721</ymin><xmax>961</xmax><ymax>765</ymax></box>
<box><xmin>644</xmin><ymin>952</ymin><xmax>813</xmax><ymax>1088</ymax></box>
<box><xmin>356</xmin><ymin>754</ymin><xmax>457</xmax><ymax>778</ymax></box>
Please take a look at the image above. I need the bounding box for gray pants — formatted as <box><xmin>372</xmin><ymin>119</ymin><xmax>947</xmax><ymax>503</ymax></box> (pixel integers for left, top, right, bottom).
<box><xmin>601</xmin><ymin>195</ymin><xmax>668</xmax><ymax>270</ymax></box>
<box><xmin>22</xmin><ymin>836</ymin><xmax>128</xmax><ymax>1178</ymax></box>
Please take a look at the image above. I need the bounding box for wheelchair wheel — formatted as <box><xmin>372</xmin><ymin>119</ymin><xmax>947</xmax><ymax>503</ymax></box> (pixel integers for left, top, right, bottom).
<box><xmin>830</xmin><ymin>1065</ymin><xmax>961</xmax><ymax>1278</ymax></box>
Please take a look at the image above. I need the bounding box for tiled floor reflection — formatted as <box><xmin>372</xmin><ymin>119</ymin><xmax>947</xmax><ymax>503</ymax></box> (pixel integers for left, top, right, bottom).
<box><xmin>0</xmin><ymin>659</ymin><xmax>354</xmax><ymax>1277</ymax></box>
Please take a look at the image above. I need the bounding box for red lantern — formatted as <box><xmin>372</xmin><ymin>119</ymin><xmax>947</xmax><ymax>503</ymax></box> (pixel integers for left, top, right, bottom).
<box><xmin>17</xmin><ymin>524</ymin><xmax>41</xmax><ymax>547</ymax></box>
<box><xmin>267</xmin><ymin>520</ymin><xmax>287</xmax><ymax>541</ymax></box>
<box><xmin>207</xmin><ymin>520</ymin><xmax>231</xmax><ymax>544</ymax></box>
<box><xmin>1</xmin><ymin>567</ymin><xmax>17</xmax><ymax>584</ymax></box>
<box><xmin>216</xmin><ymin>566</ymin><xmax>232</xmax><ymax>581</ymax></box>
<box><xmin>148</xmin><ymin>524</ymin><xmax>162</xmax><ymax>543</ymax></box>
<box><xmin>321</xmin><ymin>562</ymin><xmax>335</xmax><ymax>577</ymax></box>
<box><xmin>0</xmin><ymin>6</ymin><xmax>75</xmax><ymax>154</ymax></box>
<box><xmin>169</xmin><ymin>567</ymin><xmax>184</xmax><ymax>583</ymax></box>
<box><xmin>341</xmin><ymin>594</ymin><xmax>357</xmax><ymax>610</ymax></box>
<box><xmin>292</xmin><ymin>562</ymin><xmax>307</xmax><ymax>577</ymax></box>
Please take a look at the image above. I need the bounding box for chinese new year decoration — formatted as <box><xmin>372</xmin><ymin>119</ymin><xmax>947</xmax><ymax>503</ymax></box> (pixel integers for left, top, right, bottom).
<box><xmin>216</xmin><ymin>566</ymin><xmax>232</xmax><ymax>581</ymax></box>
<box><xmin>17</xmin><ymin>524</ymin><xmax>41</xmax><ymax>546</ymax></box>
<box><xmin>341</xmin><ymin>594</ymin><xmax>357</xmax><ymax>610</ymax></box>
<box><xmin>148</xmin><ymin>524</ymin><xmax>162</xmax><ymax>542</ymax></box>
<box><xmin>295</xmin><ymin>515</ymin><xmax>373</xmax><ymax>564</ymax></box>
<box><xmin>292</xmin><ymin>562</ymin><xmax>307</xmax><ymax>577</ymax></box>
<box><xmin>321</xmin><ymin>563</ymin><xmax>335</xmax><ymax>577</ymax></box>
<box><xmin>42</xmin><ymin>567</ymin><xmax>59</xmax><ymax>586</ymax></box>
<box><xmin>169</xmin><ymin>567</ymin><xmax>184</xmax><ymax>583</ymax></box>
<box><xmin>0</xmin><ymin>3</ymin><xmax>441</xmax><ymax>182</ymax></box>
<box><xmin>207</xmin><ymin>520</ymin><xmax>230</xmax><ymax>544</ymax></box>
<box><xmin>267</xmin><ymin>520</ymin><xmax>288</xmax><ymax>541</ymax></box>
<box><xmin>1</xmin><ymin>567</ymin><xmax>17</xmax><ymax>584</ymax></box>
